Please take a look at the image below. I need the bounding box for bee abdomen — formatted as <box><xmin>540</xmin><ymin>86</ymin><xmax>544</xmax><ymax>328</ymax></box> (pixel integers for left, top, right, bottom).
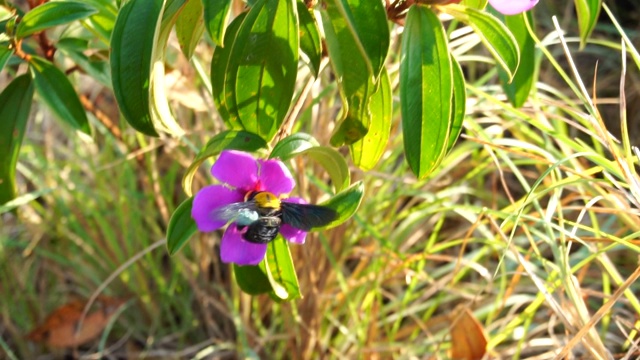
<box><xmin>243</xmin><ymin>216</ymin><xmax>282</xmax><ymax>244</ymax></box>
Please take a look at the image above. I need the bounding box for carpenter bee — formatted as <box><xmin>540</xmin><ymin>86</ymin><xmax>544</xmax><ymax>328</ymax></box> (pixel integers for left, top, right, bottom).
<box><xmin>212</xmin><ymin>191</ymin><xmax>338</xmax><ymax>244</ymax></box>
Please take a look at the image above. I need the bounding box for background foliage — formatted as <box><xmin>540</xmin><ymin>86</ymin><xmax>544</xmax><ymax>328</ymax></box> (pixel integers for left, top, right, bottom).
<box><xmin>1</xmin><ymin>0</ymin><xmax>640</xmax><ymax>358</ymax></box>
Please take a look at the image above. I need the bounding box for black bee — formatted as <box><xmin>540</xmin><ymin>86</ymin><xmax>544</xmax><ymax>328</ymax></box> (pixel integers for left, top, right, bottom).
<box><xmin>212</xmin><ymin>191</ymin><xmax>338</xmax><ymax>244</ymax></box>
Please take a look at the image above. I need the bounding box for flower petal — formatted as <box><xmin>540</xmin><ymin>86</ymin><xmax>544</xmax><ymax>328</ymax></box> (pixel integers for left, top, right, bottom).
<box><xmin>211</xmin><ymin>150</ymin><xmax>259</xmax><ymax>191</ymax></box>
<box><xmin>258</xmin><ymin>158</ymin><xmax>295</xmax><ymax>196</ymax></box>
<box><xmin>488</xmin><ymin>0</ymin><xmax>538</xmax><ymax>15</ymax></box>
<box><xmin>192</xmin><ymin>185</ymin><xmax>244</xmax><ymax>232</ymax></box>
<box><xmin>280</xmin><ymin>224</ymin><xmax>307</xmax><ymax>244</ymax></box>
<box><xmin>220</xmin><ymin>226</ymin><xmax>268</xmax><ymax>265</ymax></box>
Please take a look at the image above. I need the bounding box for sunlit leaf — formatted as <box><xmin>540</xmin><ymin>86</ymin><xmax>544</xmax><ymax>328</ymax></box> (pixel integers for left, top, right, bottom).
<box><xmin>0</xmin><ymin>43</ymin><xmax>12</xmax><ymax>73</ymax></box>
<box><xmin>15</xmin><ymin>1</ymin><xmax>97</xmax><ymax>38</ymax></box>
<box><xmin>182</xmin><ymin>130</ymin><xmax>267</xmax><ymax>196</ymax></box>
<box><xmin>57</xmin><ymin>38</ymin><xmax>111</xmax><ymax>87</ymax></box>
<box><xmin>264</xmin><ymin>235</ymin><xmax>300</xmax><ymax>300</ymax></box>
<box><xmin>349</xmin><ymin>67</ymin><xmax>392</xmax><ymax>170</ymax></box>
<box><xmin>575</xmin><ymin>0</ymin><xmax>601</xmax><ymax>49</ymax></box>
<box><xmin>446</xmin><ymin>56</ymin><xmax>466</xmax><ymax>151</ymax></box>
<box><xmin>166</xmin><ymin>197</ymin><xmax>198</xmax><ymax>255</ymax></box>
<box><xmin>400</xmin><ymin>5</ymin><xmax>452</xmax><ymax>179</ymax></box>
<box><xmin>29</xmin><ymin>56</ymin><xmax>91</xmax><ymax>134</ymax></box>
<box><xmin>443</xmin><ymin>4</ymin><xmax>520</xmax><ymax>81</ymax></box>
<box><xmin>498</xmin><ymin>11</ymin><xmax>536</xmax><ymax>108</ymax></box>
<box><xmin>0</xmin><ymin>75</ymin><xmax>33</xmax><ymax>206</ymax></box>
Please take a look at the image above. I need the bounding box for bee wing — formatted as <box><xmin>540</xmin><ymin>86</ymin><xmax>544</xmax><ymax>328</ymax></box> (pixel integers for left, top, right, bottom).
<box><xmin>281</xmin><ymin>202</ymin><xmax>338</xmax><ymax>231</ymax></box>
<box><xmin>210</xmin><ymin>201</ymin><xmax>259</xmax><ymax>225</ymax></box>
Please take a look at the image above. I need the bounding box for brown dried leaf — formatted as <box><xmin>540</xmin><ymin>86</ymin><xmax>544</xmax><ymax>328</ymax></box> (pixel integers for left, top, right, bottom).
<box><xmin>27</xmin><ymin>296</ymin><xmax>125</xmax><ymax>348</ymax></box>
<box><xmin>449</xmin><ymin>307</ymin><xmax>488</xmax><ymax>360</ymax></box>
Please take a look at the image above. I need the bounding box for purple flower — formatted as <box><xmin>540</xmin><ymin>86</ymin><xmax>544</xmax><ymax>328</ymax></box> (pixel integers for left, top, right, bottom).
<box><xmin>488</xmin><ymin>0</ymin><xmax>538</xmax><ymax>15</ymax></box>
<box><xmin>191</xmin><ymin>150</ymin><xmax>308</xmax><ymax>266</ymax></box>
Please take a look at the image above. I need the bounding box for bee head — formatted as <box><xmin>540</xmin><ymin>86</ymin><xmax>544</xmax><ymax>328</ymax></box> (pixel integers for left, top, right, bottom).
<box><xmin>252</xmin><ymin>191</ymin><xmax>281</xmax><ymax>209</ymax></box>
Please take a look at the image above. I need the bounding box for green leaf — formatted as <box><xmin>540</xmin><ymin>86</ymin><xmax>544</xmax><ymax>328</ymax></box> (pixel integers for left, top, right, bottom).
<box><xmin>349</xmin><ymin>67</ymin><xmax>392</xmax><ymax>171</ymax></box>
<box><xmin>182</xmin><ymin>130</ymin><xmax>267</xmax><ymax>196</ymax></box>
<box><xmin>0</xmin><ymin>43</ymin><xmax>10</xmax><ymax>74</ymax></box>
<box><xmin>234</xmin><ymin>263</ymin><xmax>273</xmax><ymax>295</ymax></box>
<box><xmin>316</xmin><ymin>180</ymin><xmax>364</xmax><ymax>230</ymax></box>
<box><xmin>270</xmin><ymin>136</ymin><xmax>350</xmax><ymax>193</ymax></box>
<box><xmin>463</xmin><ymin>0</ymin><xmax>488</xmax><ymax>9</ymax></box>
<box><xmin>0</xmin><ymin>75</ymin><xmax>34</xmax><ymax>205</ymax></box>
<box><xmin>57</xmin><ymin>38</ymin><xmax>111</xmax><ymax>87</ymax></box>
<box><xmin>446</xmin><ymin>56</ymin><xmax>466</xmax><ymax>151</ymax></box>
<box><xmin>297</xmin><ymin>1</ymin><xmax>321</xmax><ymax>77</ymax></box>
<box><xmin>166</xmin><ymin>197</ymin><xmax>198</xmax><ymax>255</ymax></box>
<box><xmin>211</xmin><ymin>13</ymin><xmax>245</xmax><ymax>129</ymax></box>
<box><xmin>110</xmin><ymin>0</ymin><xmax>163</xmax><ymax>136</ymax></box>
<box><xmin>575</xmin><ymin>0</ymin><xmax>601</xmax><ymax>49</ymax></box>
<box><xmin>203</xmin><ymin>0</ymin><xmax>232</xmax><ymax>46</ymax></box>
<box><xmin>29</xmin><ymin>56</ymin><xmax>91</xmax><ymax>134</ymax></box>
<box><xmin>15</xmin><ymin>1</ymin><xmax>97</xmax><ymax>38</ymax></box>
<box><xmin>400</xmin><ymin>5</ymin><xmax>452</xmax><ymax>179</ymax></box>
<box><xmin>231</xmin><ymin>0</ymin><xmax>299</xmax><ymax>141</ymax></box>
<box><xmin>264</xmin><ymin>235</ymin><xmax>300</xmax><ymax>300</ymax></box>
<box><xmin>322</xmin><ymin>0</ymin><xmax>383</xmax><ymax>146</ymax></box>
<box><xmin>444</xmin><ymin>4</ymin><xmax>520</xmax><ymax>81</ymax></box>
<box><xmin>498</xmin><ymin>12</ymin><xmax>536</xmax><ymax>108</ymax></box>
<box><xmin>176</xmin><ymin>0</ymin><xmax>205</xmax><ymax>59</ymax></box>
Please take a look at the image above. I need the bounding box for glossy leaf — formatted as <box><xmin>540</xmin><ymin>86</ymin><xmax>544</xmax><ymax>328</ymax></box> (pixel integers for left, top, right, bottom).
<box><xmin>575</xmin><ymin>0</ymin><xmax>601</xmax><ymax>49</ymax></box>
<box><xmin>231</xmin><ymin>0</ymin><xmax>299</xmax><ymax>141</ymax></box>
<box><xmin>498</xmin><ymin>12</ymin><xmax>535</xmax><ymax>108</ymax></box>
<box><xmin>316</xmin><ymin>181</ymin><xmax>364</xmax><ymax>230</ymax></box>
<box><xmin>349</xmin><ymin>67</ymin><xmax>392</xmax><ymax>171</ymax></box>
<box><xmin>29</xmin><ymin>56</ymin><xmax>91</xmax><ymax>134</ymax></box>
<box><xmin>203</xmin><ymin>0</ymin><xmax>232</xmax><ymax>46</ymax></box>
<box><xmin>211</xmin><ymin>13</ymin><xmax>245</xmax><ymax>129</ymax></box>
<box><xmin>264</xmin><ymin>235</ymin><xmax>300</xmax><ymax>300</ymax></box>
<box><xmin>400</xmin><ymin>5</ymin><xmax>452</xmax><ymax>179</ymax></box>
<box><xmin>15</xmin><ymin>1</ymin><xmax>97</xmax><ymax>38</ymax></box>
<box><xmin>463</xmin><ymin>0</ymin><xmax>488</xmax><ymax>9</ymax></box>
<box><xmin>297</xmin><ymin>1</ymin><xmax>321</xmax><ymax>77</ymax></box>
<box><xmin>446</xmin><ymin>56</ymin><xmax>466</xmax><ymax>151</ymax></box>
<box><xmin>182</xmin><ymin>130</ymin><xmax>267</xmax><ymax>196</ymax></box>
<box><xmin>234</xmin><ymin>263</ymin><xmax>272</xmax><ymax>295</ymax></box>
<box><xmin>270</xmin><ymin>136</ymin><xmax>349</xmax><ymax>193</ymax></box>
<box><xmin>166</xmin><ymin>197</ymin><xmax>198</xmax><ymax>255</ymax></box>
<box><xmin>322</xmin><ymin>0</ymin><xmax>377</xmax><ymax>146</ymax></box>
<box><xmin>444</xmin><ymin>4</ymin><xmax>520</xmax><ymax>81</ymax></box>
<box><xmin>176</xmin><ymin>0</ymin><xmax>205</xmax><ymax>59</ymax></box>
<box><xmin>0</xmin><ymin>75</ymin><xmax>34</xmax><ymax>205</ymax></box>
<box><xmin>110</xmin><ymin>0</ymin><xmax>162</xmax><ymax>136</ymax></box>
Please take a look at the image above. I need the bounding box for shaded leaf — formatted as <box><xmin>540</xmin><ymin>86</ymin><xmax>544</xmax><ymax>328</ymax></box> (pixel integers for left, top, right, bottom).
<box><xmin>270</xmin><ymin>132</ymin><xmax>320</xmax><ymax>159</ymax></box>
<box><xmin>400</xmin><ymin>5</ymin><xmax>452</xmax><ymax>179</ymax></box>
<box><xmin>166</xmin><ymin>197</ymin><xmax>197</xmax><ymax>255</ymax></box>
<box><xmin>110</xmin><ymin>0</ymin><xmax>163</xmax><ymax>136</ymax></box>
<box><xmin>57</xmin><ymin>38</ymin><xmax>111</xmax><ymax>87</ymax></box>
<box><xmin>297</xmin><ymin>1</ymin><xmax>321</xmax><ymax>77</ymax></box>
<box><xmin>449</xmin><ymin>308</ymin><xmax>488</xmax><ymax>360</ymax></box>
<box><xmin>0</xmin><ymin>43</ymin><xmax>12</xmax><ymax>74</ymax></box>
<box><xmin>16</xmin><ymin>1</ymin><xmax>97</xmax><ymax>38</ymax></box>
<box><xmin>29</xmin><ymin>56</ymin><xmax>91</xmax><ymax>134</ymax></box>
<box><xmin>498</xmin><ymin>11</ymin><xmax>536</xmax><ymax>108</ymax></box>
<box><xmin>203</xmin><ymin>0</ymin><xmax>232</xmax><ymax>46</ymax></box>
<box><xmin>0</xmin><ymin>74</ymin><xmax>33</xmax><ymax>206</ymax></box>
<box><xmin>349</xmin><ymin>67</ymin><xmax>392</xmax><ymax>170</ymax></box>
<box><xmin>176</xmin><ymin>0</ymin><xmax>205</xmax><ymax>59</ymax></box>
<box><xmin>232</xmin><ymin>0</ymin><xmax>299</xmax><ymax>141</ymax></box>
<box><xmin>27</xmin><ymin>297</ymin><xmax>125</xmax><ymax>348</ymax></box>
<box><xmin>182</xmin><ymin>130</ymin><xmax>267</xmax><ymax>196</ymax></box>
<box><xmin>234</xmin><ymin>263</ymin><xmax>273</xmax><ymax>295</ymax></box>
<box><xmin>316</xmin><ymin>181</ymin><xmax>364</xmax><ymax>230</ymax></box>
